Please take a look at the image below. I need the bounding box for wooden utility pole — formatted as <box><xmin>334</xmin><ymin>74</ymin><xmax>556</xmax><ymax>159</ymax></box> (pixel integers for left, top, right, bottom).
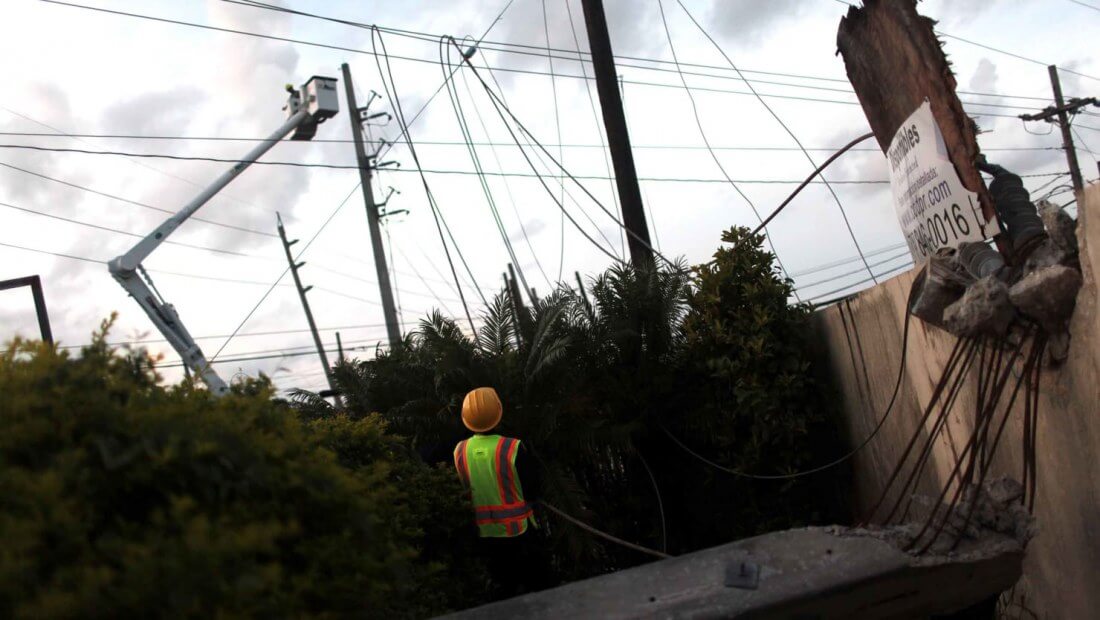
<box><xmin>836</xmin><ymin>0</ymin><xmax>1009</xmax><ymax>257</ymax></box>
<box><xmin>579</xmin><ymin>0</ymin><xmax>653</xmax><ymax>265</ymax></box>
<box><xmin>342</xmin><ymin>62</ymin><xmax>402</xmax><ymax>348</ymax></box>
<box><xmin>1047</xmin><ymin>65</ymin><xmax>1084</xmax><ymax>194</ymax></box>
<box><xmin>277</xmin><ymin>213</ymin><xmax>342</xmax><ymax>408</ymax></box>
<box><xmin>1018</xmin><ymin>72</ymin><xmax>1097</xmax><ymax>193</ymax></box>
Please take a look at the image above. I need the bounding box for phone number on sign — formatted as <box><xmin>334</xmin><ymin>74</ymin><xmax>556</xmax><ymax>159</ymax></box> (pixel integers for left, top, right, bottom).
<box><xmin>905</xmin><ymin>202</ymin><xmax>974</xmax><ymax>259</ymax></box>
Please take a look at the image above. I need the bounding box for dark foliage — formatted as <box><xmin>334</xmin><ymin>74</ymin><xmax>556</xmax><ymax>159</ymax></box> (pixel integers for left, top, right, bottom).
<box><xmin>293</xmin><ymin>228</ymin><xmax>851</xmax><ymax>591</ymax></box>
<box><xmin>0</xmin><ymin>317</ymin><xmax>486</xmax><ymax>619</ymax></box>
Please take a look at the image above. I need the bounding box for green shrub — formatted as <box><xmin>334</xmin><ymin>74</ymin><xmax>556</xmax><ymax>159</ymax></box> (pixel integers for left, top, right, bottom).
<box><xmin>0</xmin><ymin>318</ymin><xmax>484</xmax><ymax>619</ymax></box>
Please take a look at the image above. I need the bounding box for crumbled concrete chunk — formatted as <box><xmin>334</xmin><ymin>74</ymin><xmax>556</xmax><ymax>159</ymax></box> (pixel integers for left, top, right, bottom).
<box><xmin>1038</xmin><ymin>199</ymin><xmax>1078</xmax><ymax>255</ymax></box>
<box><xmin>942</xmin><ymin>276</ymin><xmax>1015</xmax><ymax>337</ymax></box>
<box><xmin>1008</xmin><ymin>265</ymin><xmax>1083</xmax><ymax>331</ymax></box>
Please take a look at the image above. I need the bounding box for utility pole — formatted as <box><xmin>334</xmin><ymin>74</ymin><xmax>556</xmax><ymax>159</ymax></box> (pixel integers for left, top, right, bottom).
<box><xmin>342</xmin><ymin>62</ymin><xmax>401</xmax><ymax>348</ymax></box>
<box><xmin>335</xmin><ymin>331</ymin><xmax>345</xmax><ymax>364</ymax></box>
<box><xmin>1018</xmin><ymin>68</ymin><xmax>1097</xmax><ymax>195</ymax></box>
<box><xmin>277</xmin><ymin>213</ymin><xmax>342</xmax><ymax>408</ymax></box>
<box><xmin>579</xmin><ymin>0</ymin><xmax>653</xmax><ymax>265</ymax></box>
<box><xmin>1048</xmin><ymin>66</ymin><xmax>1084</xmax><ymax>194</ymax></box>
<box><xmin>837</xmin><ymin>0</ymin><xmax>1011</xmax><ymax>258</ymax></box>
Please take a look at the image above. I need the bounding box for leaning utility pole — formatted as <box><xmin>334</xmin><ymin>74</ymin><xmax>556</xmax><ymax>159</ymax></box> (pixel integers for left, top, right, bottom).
<box><xmin>277</xmin><ymin>213</ymin><xmax>342</xmax><ymax>408</ymax></box>
<box><xmin>836</xmin><ymin>0</ymin><xmax>1010</xmax><ymax>257</ymax></box>
<box><xmin>342</xmin><ymin>62</ymin><xmax>402</xmax><ymax>348</ymax></box>
<box><xmin>579</xmin><ymin>0</ymin><xmax>653</xmax><ymax>265</ymax></box>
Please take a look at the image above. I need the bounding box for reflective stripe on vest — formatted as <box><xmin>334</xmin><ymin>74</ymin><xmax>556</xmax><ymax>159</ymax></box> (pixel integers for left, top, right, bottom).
<box><xmin>454</xmin><ymin>434</ymin><xmax>531</xmax><ymax>538</ymax></box>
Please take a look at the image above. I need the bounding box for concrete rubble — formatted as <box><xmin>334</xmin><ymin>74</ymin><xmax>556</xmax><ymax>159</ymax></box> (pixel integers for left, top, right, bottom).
<box><xmin>908</xmin><ymin>183</ymin><xmax>1083</xmax><ymax>362</ymax></box>
<box><xmin>942</xmin><ymin>275</ymin><xmax>1014</xmax><ymax>337</ymax></box>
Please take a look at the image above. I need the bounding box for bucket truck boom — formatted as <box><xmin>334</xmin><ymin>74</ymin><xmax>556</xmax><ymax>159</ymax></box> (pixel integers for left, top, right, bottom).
<box><xmin>108</xmin><ymin>76</ymin><xmax>339</xmax><ymax>395</ymax></box>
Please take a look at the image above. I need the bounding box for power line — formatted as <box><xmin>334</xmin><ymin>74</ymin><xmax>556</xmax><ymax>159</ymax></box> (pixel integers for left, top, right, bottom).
<box><xmin>829</xmin><ymin>0</ymin><xmax>1099</xmax><ymax>82</ymax></box>
<box><xmin>0</xmin><ymin>105</ymin><xmax>266</xmax><ymax>217</ymax></box>
<box><xmin>373</xmin><ymin>28</ymin><xmax>486</xmax><ymax>335</ymax></box>
<box><xmin>0</xmin><ymin>197</ymin><xmax>459</xmax><ymax>306</ymax></box>
<box><xmin>1067</xmin><ymin>0</ymin><xmax>1100</xmax><ymax>12</ymax></box>
<box><xmin>36</xmin><ymin>1</ymin><xmax>1050</xmax><ymax>116</ymax></box>
<box><xmin>55</xmin><ymin>322</ymin><xmax>399</xmax><ymax>350</ymax></box>
<box><xmin>441</xmin><ymin>39</ymin><xmax>536</xmax><ymax>299</ymax></box>
<box><xmin>0</xmin><ymin>199</ymin><xmax>276</xmax><ymax>261</ymax></box>
<box><xmin>544</xmin><ymin>0</ymin><xmax>566</xmax><ymax>281</ymax></box>
<box><xmin>0</xmin><ymin>132</ymin><xmax>1063</xmax><ymax>154</ymax></box>
<box><xmin>674</xmin><ymin>0</ymin><xmax>876</xmax><ymax>285</ymax></box>
<box><xmin>655</xmin><ymin>0</ymin><xmax>800</xmax><ymax>299</ymax></box>
<box><xmin>3</xmin><ymin>143</ymin><xmax>1071</xmax><ymax>184</ymax></box>
<box><xmin>221</xmin><ymin>0</ymin><xmax>1066</xmax><ymax>105</ymax></box>
<box><xmin>0</xmin><ymin>159</ymin><xmax>277</xmax><ymax>238</ymax></box>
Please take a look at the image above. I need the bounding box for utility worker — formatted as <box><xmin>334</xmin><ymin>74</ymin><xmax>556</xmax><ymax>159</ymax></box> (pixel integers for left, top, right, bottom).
<box><xmin>453</xmin><ymin>387</ymin><xmax>539</xmax><ymax>538</ymax></box>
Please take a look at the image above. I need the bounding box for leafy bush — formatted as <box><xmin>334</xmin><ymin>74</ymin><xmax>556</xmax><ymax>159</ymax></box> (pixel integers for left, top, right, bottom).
<box><xmin>0</xmin><ymin>318</ymin><xmax>485</xmax><ymax>619</ymax></box>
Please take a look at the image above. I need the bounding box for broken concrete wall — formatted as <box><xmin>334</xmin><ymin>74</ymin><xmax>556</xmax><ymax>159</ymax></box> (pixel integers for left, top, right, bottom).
<box><xmin>811</xmin><ymin>186</ymin><xmax>1100</xmax><ymax>618</ymax></box>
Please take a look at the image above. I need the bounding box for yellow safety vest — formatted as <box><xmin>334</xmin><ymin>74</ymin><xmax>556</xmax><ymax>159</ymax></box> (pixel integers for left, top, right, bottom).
<box><xmin>453</xmin><ymin>434</ymin><xmax>534</xmax><ymax>538</ymax></box>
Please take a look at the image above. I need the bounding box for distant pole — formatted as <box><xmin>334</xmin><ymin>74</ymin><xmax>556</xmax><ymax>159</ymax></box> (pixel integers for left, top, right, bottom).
<box><xmin>277</xmin><ymin>213</ymin><xmax>342</xmax><ymax>408</ymax></box>
<box><xmin>1048</xmin><ymin>65</ymin><xmax>1085</xmax><ymax>194</ymax></box>
<box><xmin>336</xmin><ymin>331</ymin><xmax>345</xmax><ymax>364</ymax></box>
<box><xmin>580</xmin><ymin>0</ymin><xmax>653</xmax><ymax>265</ymax></box>
<box><xmin>342</xmin><ymin>62</ymin><xmax>402</xmax><ymax>348</ymax></box>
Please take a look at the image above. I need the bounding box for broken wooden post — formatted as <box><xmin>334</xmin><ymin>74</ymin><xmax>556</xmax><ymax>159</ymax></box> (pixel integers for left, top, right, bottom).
<box><xmin>836</xmin><ymin>0</ymin><xmax>1010</xmax><ymax>259</ymax></box>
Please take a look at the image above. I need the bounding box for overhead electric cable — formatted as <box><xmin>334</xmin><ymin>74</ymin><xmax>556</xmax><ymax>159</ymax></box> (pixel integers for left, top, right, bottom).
<box><xmin>0</xmin><ymin>159</ymin><xmax>276</xmax><ymax>238</ymax></box>
<box><xmin>371</xmin><ymin>28</ymin><xmax>485</xmax><ymax>335</ymax></box>
<box><xmin>655</xmin><ymin>0</ymin><xmax>800</xmax><ymax>299</ymax></box>
<box><xmin>674</xmin><ymin>0</ymin><xmax>876</xmax><ymax>284</ymax></box>
<box><xmin>37</xmin><ymin>2</ymin><xmax>1043</xmax><ymax>116</ymax></box>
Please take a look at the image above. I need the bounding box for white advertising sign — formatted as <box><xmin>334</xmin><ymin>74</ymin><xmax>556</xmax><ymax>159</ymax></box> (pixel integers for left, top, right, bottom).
<box><xmin>887</xmin><ymin>101</ymin><xmax>997</xmax><ymax>263</ymax></box>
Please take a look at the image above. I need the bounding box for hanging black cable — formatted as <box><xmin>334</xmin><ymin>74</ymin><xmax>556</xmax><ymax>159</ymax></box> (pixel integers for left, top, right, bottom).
<box><xmin>475</xmin><ymin>55</ymin><xmax>625</xmax><ymax>260</ymax></box>
<box><xmin>440</xmin><ymin>38</ymin><xmax>536</xmax><ymax>302</ymax></box>
<box><xmin>456</xmin><ymin>68</ymin><xmax>554</xmax><ymax>291</ymax></box>
<box><xmin>673</xmin><ymin>0</ymin><xmax>877</xmax><ymax>286</ymax></box>
<box><xmin>456</xmin><ymin>43</ymin><xmax>677</xmax><ymax>268</ymax></box>
<box><xmin>655</xmin><ymin>0</ymin><xmax>800</xmax><ymax>300</ymax></box>
<box><xmin>371</xmin><ymin>29</ymin><xmax>483</xmax><ymax>336</ymax></box>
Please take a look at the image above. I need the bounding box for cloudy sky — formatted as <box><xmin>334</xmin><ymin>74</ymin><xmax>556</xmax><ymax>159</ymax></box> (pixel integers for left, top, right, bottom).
<box><xmin>1</xmin><ymin>0</ymin><xmax>1097</xmax><ymax>394</ymax></box>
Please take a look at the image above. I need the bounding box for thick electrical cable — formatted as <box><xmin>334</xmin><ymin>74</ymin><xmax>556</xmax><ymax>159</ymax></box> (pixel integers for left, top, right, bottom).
<box><xmin>541</xmin><ymin>0</ymin><xmax>567</xmax><ymax>281</ymax></box>
<box><xmin>440</xmin><ymin>39</ymin><xmax>536</xmax><ymax>301</ymax></box>
<box><xmin>475</xmin><ymin>52</ymin><xmax>625</xmax><ymax>259</ymax></box>
<box><xmin>662</xmin><ymin>287</ymin><xmax>912</xmax><ymax>480</ymax></box>
<box><xmin>456</xmin><ymin>68</ymin><xmax>553</xmax><ymax>290</ymax></box>
<box><xmin>538</xmin><ymin>500</ymin><xmax>672</xmax><ymax>560</ymax></box>
<box><xmin>675</xmin><ymin>0</ymin><xmax>875</xmax><ymax>286</ymax></box>
<box><xmin>656</xmin><ymin>0</ymin><xmax>800</xmax><ymax>299</ymax></box>
<box><xmin>371</xmin><ymin>29</ymin><xmax>484</xmax><ymax>336</ymax></box>
<box><xmin>460</xmin><ymin>55</ymin><xmax>624</xmax><ymax>265</ymax></box>
<box><xmin>752</xmin><ymin>132</ymin><xmax>877</xmax><ymax>237</ymax></box>
<box><xmin>456</xmin><ymin>45</ymin><xmax>676</xmax><ymax>268</ymax></box>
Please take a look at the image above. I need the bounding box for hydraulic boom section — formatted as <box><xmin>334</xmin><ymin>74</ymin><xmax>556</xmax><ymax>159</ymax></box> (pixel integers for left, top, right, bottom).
<box><xmin>108</xmin><ymin>76</ymin><xmax>339</xmax><ymax>395</ymax></box>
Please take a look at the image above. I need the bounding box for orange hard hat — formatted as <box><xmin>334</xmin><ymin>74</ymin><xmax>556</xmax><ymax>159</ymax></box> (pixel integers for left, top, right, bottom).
<box><xmin>462</xmin><ymin>387</ymin><xmax>503</xmax><ymax>433</ymax></box>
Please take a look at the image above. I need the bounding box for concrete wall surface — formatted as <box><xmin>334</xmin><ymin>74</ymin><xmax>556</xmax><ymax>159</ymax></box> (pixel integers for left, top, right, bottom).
<box><xmin>812</xmin><ymin>186</ymin><xmax>1100</xmax><ymax>618</ymax></box>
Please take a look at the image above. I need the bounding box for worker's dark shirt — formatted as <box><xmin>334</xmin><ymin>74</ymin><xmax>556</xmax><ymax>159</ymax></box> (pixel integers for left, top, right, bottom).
<box><xmin>513</xmin><ymin>442</ymin><xmax>542</xmax><ymax>502</ymax></box>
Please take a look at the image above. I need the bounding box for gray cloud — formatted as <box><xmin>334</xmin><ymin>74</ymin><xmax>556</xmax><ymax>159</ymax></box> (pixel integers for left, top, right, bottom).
<box><xmin>707</xmin><ymin>0</ymin><xmax>803</xmax><ymax>45</ymax></box>
<box><xmin>100</xmin><ymin>88</ymin><xmax>207</xmax><ymax>137</ymax></box>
